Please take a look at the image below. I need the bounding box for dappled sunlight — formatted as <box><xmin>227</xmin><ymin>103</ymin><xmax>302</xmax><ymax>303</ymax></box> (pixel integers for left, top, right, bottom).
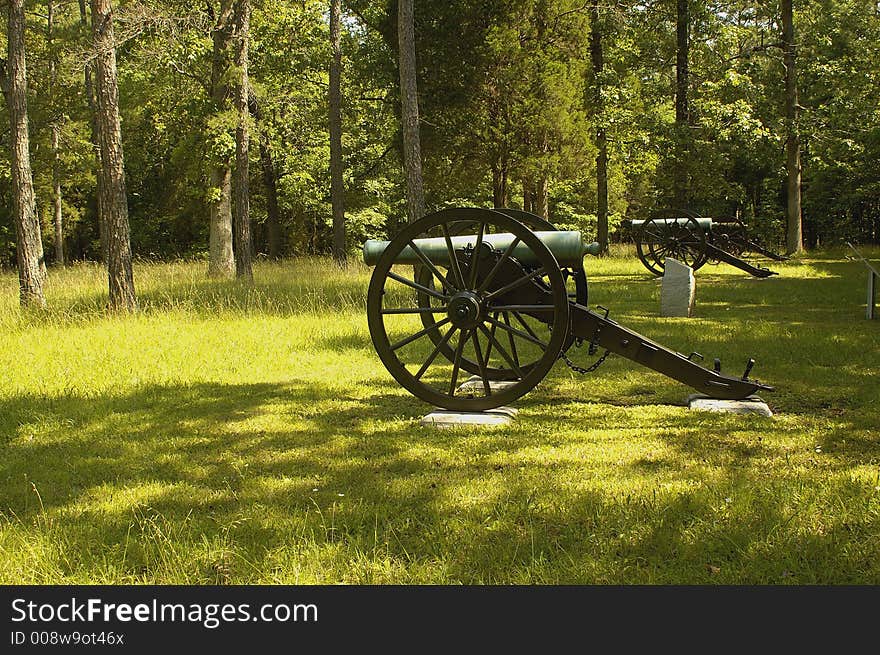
<box><xmin>1</xmin><ymin>256</ymin><xmax>879</xmax><ymax>583</ymax></box>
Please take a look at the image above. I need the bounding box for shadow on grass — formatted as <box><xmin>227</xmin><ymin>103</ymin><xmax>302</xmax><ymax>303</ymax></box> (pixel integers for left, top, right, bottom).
<box><xmin>2</xmin><ymin>253</ymin><xmax>879</xmax><ymax>582</ymax></box>
<box><xmin>2</xmin><ymin>376</ymin><xmax>879</xmax><ymax>583</ymax></box>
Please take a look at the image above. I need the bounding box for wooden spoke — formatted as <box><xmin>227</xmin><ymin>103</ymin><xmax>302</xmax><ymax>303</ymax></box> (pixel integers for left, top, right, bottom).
<box><xmin>408</xmin><ymin>239</ymin><xmax>458</xmax><ymax>293</ymax></box>
<box><xmin>391</xmin><ymin>317</ymin><xmax>451</xmax><ymax>351</ymax></box>
<box><xmin>479</xmin><ymin>324</ymin><xmax>524</xmax><ymax>379</ymax></box>
<box><xmin>381</xmin><ymin>306</ymin><xmax>448</xmax><ymax>315</ymax></box>
<box><xmin>448</xmin><ymin>328</ymin><xmax>470</xmax><ymax>395</ymax></box>
<box><xmin>387</xmin><ymin>271</ymin><xmax>449</xmax><ymax>302</ymax></box>
<box><xmin>488</xmin><ymin>304</ymin><xmax>555</xmax><ymax>313</ymax></box>
<box><xmin>468</xmin><ymin>221</ymin><xmax>486</xmax><ymax>289</ymax></box>
<box><xmin>476</xmin><ymin>237</ymin><xmax>521</xmax><ymax>294</ymax></box>
<box><xmin>642</xmin><ymin>229</ymin><xmax>665</xmax><ymax>243</ymax></box>
<box><xmin>485</xmin><ymin>314</ymin><xmax>547</xmax><ymax>350</ymax></box>
<box><xmin>484</xmin><ymin>267</ymin><xmax>546</xmax><ymax>302</ymax></box>
<box><xmin>470</xmin><ymin>330</ymin><xmax>492</xmax><ymax>396</ymax></box>
<box><xmin>440</xmin><ymin>223</ymin><xmax>467</xmax><ymax>291</ymax></box>
<box><xmin>511</xmin><ymin>310</ymin><xmax>542</xmax><ymax>341</ymax></box>
<box><xmin>482</xmin><ymin>312</ymin><xmax>498</xmax><ymax>363</ymax></box>
<box><xmin>502</xmin><ymin>312</ymin><xmax>520</xmax><ymax>369</ymax></box>
<box><xmin>414</xmin><ymin>324</ymin><xmax>458</xmax><ymax>381</ymax></box>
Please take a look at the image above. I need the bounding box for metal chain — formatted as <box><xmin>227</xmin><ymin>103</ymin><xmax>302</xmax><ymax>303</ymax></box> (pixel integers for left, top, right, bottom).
<box><xmin>559</xmin><ymin>346</ymin><xmax>611</xmax><ymax>375</ymax></box>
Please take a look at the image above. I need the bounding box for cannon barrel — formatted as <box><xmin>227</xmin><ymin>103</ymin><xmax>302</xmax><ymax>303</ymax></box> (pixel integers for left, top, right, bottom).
<box><xmin>363</xmin><ymin>207</ymin><xmax>775</xmax><ymax>411</ymax></box>
<box><xmin>363</xmin><ymin>231</ymin><xmax>599</xmax><ymax>268</ymax></box>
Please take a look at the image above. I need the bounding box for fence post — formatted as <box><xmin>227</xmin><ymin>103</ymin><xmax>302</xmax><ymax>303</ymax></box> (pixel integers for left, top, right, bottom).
<box><xmin>868</xmin><ymin>269</ymin><xmax>877</xmax><ymax>320</ymax></box>
<box><xmin>848</xmin><ymin>243</ymin><xmax>879</xmax><ymax>320</ymax></box>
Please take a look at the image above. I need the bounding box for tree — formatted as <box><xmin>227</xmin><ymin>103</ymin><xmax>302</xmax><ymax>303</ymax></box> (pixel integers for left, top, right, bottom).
<box><xmin>397</xmin><ymin>0</ymin><xmax>425</xmax><ymax>223</ymax></box>
<box><xmin>48</xmin><ymin>0</ymin><xmax>63</xmax><ymax>265</ymax></box>
<box><xmin>590</xmin><ymin>0</ymin><xmax>608</xmax><ymax>254</ymax></box>
<box><xmin>250</xmin><ymin>96</ymin><xmax>281</xmax><ymax>259</ymax></box>
<box><xmin>674</xmin><ymin>0</ymin><xmax>690</xmax><ymax>208</ymax></box>
<box><xmin>91</xmin><ymin>0</ymin><xmax>136</xmax><ymax>311</ymax></box>
<box><xmin>232</xmin><ymin>0</ymin><xmax>252</xmax><ymax>280</ymax></box>
<box><xmin>0</xmin><ymin>0</ymin><xmax>873</xmax><ymax>267</ymax></box>
<box><xmin>2</xmin><ymin>0</ymin><xmax>46</xmax><ymax>306</ymax></box>
<box><xmin>79</xmin><ymin>0</ymin><xmax>106</xmax><ymax>263</ymax></box>
<box><xmin>329</xmin><ymin>0</ymin><xmax>345</xmax><ymax>262</ymax></box>
<box><xmin>208</xmin><ymin>0</ymin><xmax>235</xmax><ymax>277</ymax></box>
<box><xmin>797</xmin><ymin>0</ymin><xmax>880</xmax><ymax>246</ymax></box>
<box><xmin>781</xmin><ymin>0</ymin><xmax>803</xmax><ymax>254</ymax></box>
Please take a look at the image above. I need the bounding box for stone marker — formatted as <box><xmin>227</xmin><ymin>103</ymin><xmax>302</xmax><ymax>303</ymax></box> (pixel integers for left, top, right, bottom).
<box><xmin>420</xmin><ymin>406</ymin><xmax>517</xmax><ymax>428</ymax></box>
<box><xmin>686</xmin><ymin>393</ymin><xmax>773</xmax><ymax>417</ymax></box>
<box><xmin>660</xmin><ymin>257</ymin><xmax>695</xmax><ymax>317</ymax></box>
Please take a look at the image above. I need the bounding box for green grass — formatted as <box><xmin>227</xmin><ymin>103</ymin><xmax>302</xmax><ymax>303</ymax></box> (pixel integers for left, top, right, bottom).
<box><xmin>1</xmin><ymin>248</ymin><xmax>879</xmax><ymax>584</ymax></box>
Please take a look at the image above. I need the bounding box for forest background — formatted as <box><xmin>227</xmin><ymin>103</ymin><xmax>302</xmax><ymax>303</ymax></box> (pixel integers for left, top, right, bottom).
<box><xmin>1</xmin><ymin>0</ymin><xmax>879</xmax><ymax>305</ymax></box>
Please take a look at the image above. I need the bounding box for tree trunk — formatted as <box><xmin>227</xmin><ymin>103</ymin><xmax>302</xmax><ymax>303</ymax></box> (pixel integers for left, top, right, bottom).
<box><xmin>535</xmin><ymin>134</ymin><xmax>549</xmax><ymax>219</ymax></box>
<box><xmin>781</xmin><ymin>0</ymin><xmax>803</xmax><ymax>254</ymax></box>
<box><xmin>536</xmin><ymin>175</ymin><xmax>549</xmax><ymax>219</ymax></box>
<box><xmin>4</xmin><ymin>0</ymin><xmax>46</xmax><ymax>307</ymax></box>
<box><xmin>232</xmin><ymin>0</ymin><xmax>252</xmax><ymax>281</ymax></box>
<box><xmin>492</xmin><ymin>157</ymin><xmax>508</xmax><ymax>208</ymax></box>
<box><xmin>674</xmin><ymin>0</ymin><xmax>690</xmax><ymax>209</ymax></box>
<box><xmin>522</xmin><ymin>179</ymin><xmax>534</xmax><ymax>213</ymax></box>
<box><xmin>329</xmin><ymin>0</ymin><xmax>346</xmax><ymax>263</ymax></box>
<box><xmin>208</xmin><ymin>0</ymin><xmax>235</xmax><ymax>277</ymax></box>
<box><xmin>48</xmin><ymin>1</ymin><xmax>64</xmax><ymax>266</ymax></box>
<box><xmin>249</xmin><ymin>89</ymin><xmax>282</xmax><ymax>259</ymax></box>
<box><xmin>590</xmin><ymin>0</ymin><xmax>608</xmax><ymax>255</ymax></box>
<box><xmin>397</xmin><ymin>0</ymin><xmax>425</xmax><ymax>224</ymax></box>
<box><xmin>91</xmin><ymin>0</ymin><xmax>137</xmax><ymax>312</ymax></box>
<box><xmin>259</xmin><ymin>133</ymin><xmax>282</xmax><ymax>259</ymax></box>
<box><xmin>79</xmin><ymin>0</ymin><xmax>106</xmax><ymax>263</ymax></box>
<box><xmin>52</xmin><ymin>124</ymin><xmax>63</xmax><ymax>266</ymax></box>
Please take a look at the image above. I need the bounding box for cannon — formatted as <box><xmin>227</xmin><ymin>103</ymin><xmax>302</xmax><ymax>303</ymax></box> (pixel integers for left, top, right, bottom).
<box><xmin>628</xmin><ymin>212</ymin><xmax>788</xmax><ymax>278</ymax></box>
<box><xmin>363</xmin><ymin>207</ymin><xmax>773</xmax><ymax>411</ymax></box>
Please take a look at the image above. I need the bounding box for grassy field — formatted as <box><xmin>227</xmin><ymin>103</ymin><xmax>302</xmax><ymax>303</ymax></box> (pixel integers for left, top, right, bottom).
<box><xmin>1</xmin><ymin>247</ymin><xmax>878</xmax><ymax>584</ymax></box>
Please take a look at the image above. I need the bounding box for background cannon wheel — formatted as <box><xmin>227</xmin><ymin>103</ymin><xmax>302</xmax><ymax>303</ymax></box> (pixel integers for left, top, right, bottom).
<box><xmin>367</xmin><ymin>208</ymin><xmax>570</xmax><ymax>411</ymax></box>
<box><xmin>709</xmin><ymin>216</ymin><xmax>748</xmax><ymax>259</ymax></box>
<box><xmin>635</xmin><ymin>215</ymin><xmax>708</xmax><ymax>276</ymax></box>
<box><xmin>415</xmin><ymin>207</ymin><xmax>587</xmax><ymax>380</ymax></box>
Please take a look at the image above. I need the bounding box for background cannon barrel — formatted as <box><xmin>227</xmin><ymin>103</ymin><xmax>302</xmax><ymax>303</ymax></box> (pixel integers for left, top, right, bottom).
<box><xmin>630</xmin><ymin>217</ymin><xmax>713</xmax><ymax>230</ymax></box>
<box><xmin>363</xmin><ymin>231</ymin><xmax>599</xmax><ymax>268</ymax></box>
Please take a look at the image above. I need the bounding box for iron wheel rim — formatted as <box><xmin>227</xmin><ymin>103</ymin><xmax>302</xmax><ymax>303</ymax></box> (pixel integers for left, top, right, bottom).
<box><xmin>366</xmin><ymin>208</ymin><xmax>569</xmax><ymax>411</ymax></box>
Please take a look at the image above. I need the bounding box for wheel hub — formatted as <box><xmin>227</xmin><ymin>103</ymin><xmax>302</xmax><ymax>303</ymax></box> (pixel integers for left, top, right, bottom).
<box><xmin>447</xmin><ymin>291</ymin><xmax>482</xmax><ymax>329</ymax></box>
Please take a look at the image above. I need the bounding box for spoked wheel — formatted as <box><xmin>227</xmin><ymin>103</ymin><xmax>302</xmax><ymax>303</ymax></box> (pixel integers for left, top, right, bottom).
<box><xmin>493</xmin><ymin>208</ymin><xmax>588</xmax><ymax>307</ymax></box>
<box><xmin>636</xmin><ymin>215</ymin><xmax>708</xmax><ymax>276</ymax></box>
<box><xmin>440</xmin><ymin>208</ymin><xmax>586</xmax><ymax>306</ymax></box>
<box><xmin>366</xmin><ymin>208</ymin><xmax>570</xmax><ymax>411</ymax></box>
<box><xmin>414</xmin><ymin>207</ymin><xmax>587</xmax><ymax>381</ymax></box>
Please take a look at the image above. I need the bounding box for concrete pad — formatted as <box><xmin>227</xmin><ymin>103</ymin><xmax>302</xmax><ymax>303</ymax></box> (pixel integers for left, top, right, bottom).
<box><xmin>420</xmin><ymin>406</ymin><xmax>517</xmax><ymax>428</ymax></box>
<box><xmin>457</xmin><ymin>375</ymin><xmax>521</xmax><ymax>394</ymax></box>
<box><xmin>686</xmin><ymin>394</ymin><xmax>773</xmax><ymax>417</ymax></box>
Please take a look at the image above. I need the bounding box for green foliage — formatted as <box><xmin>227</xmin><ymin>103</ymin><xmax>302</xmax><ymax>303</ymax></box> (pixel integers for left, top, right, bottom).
<box><xmin>0</xmin><ymin>0</ymin><xmax>879</xmax><ymax>266</ymax></box>
<box><xmin>204</xmin><ymin>111</ymin><xmax>239</xmax><ymax>165</ymax></box>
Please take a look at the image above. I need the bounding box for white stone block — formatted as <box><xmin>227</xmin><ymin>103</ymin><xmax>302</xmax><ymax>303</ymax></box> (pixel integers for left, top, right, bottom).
<box><xmin>660</xmin><ymin>258</ymin><xmax>696</xmax><ymax>317</ymax></box>
<box><xmin>686</xmin><ymin>394</ymin><xmax>773</xmax><ymax>417</ymax></box>
<box><xmin>420</xmin><ymin>407</ymin><xmax>517</xmax><ymax>428</ymax></box>
<box><xmin>457</xmin><ymin>375</ymin><xmax>521</xmax><ymax>393</ymax></box>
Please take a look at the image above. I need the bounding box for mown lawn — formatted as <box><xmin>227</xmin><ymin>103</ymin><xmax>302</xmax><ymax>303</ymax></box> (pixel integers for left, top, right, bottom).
<box><xmin>1</xmin><ymin>248</ymin><xmax>878</xmax><ymax>584</ymax></box>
